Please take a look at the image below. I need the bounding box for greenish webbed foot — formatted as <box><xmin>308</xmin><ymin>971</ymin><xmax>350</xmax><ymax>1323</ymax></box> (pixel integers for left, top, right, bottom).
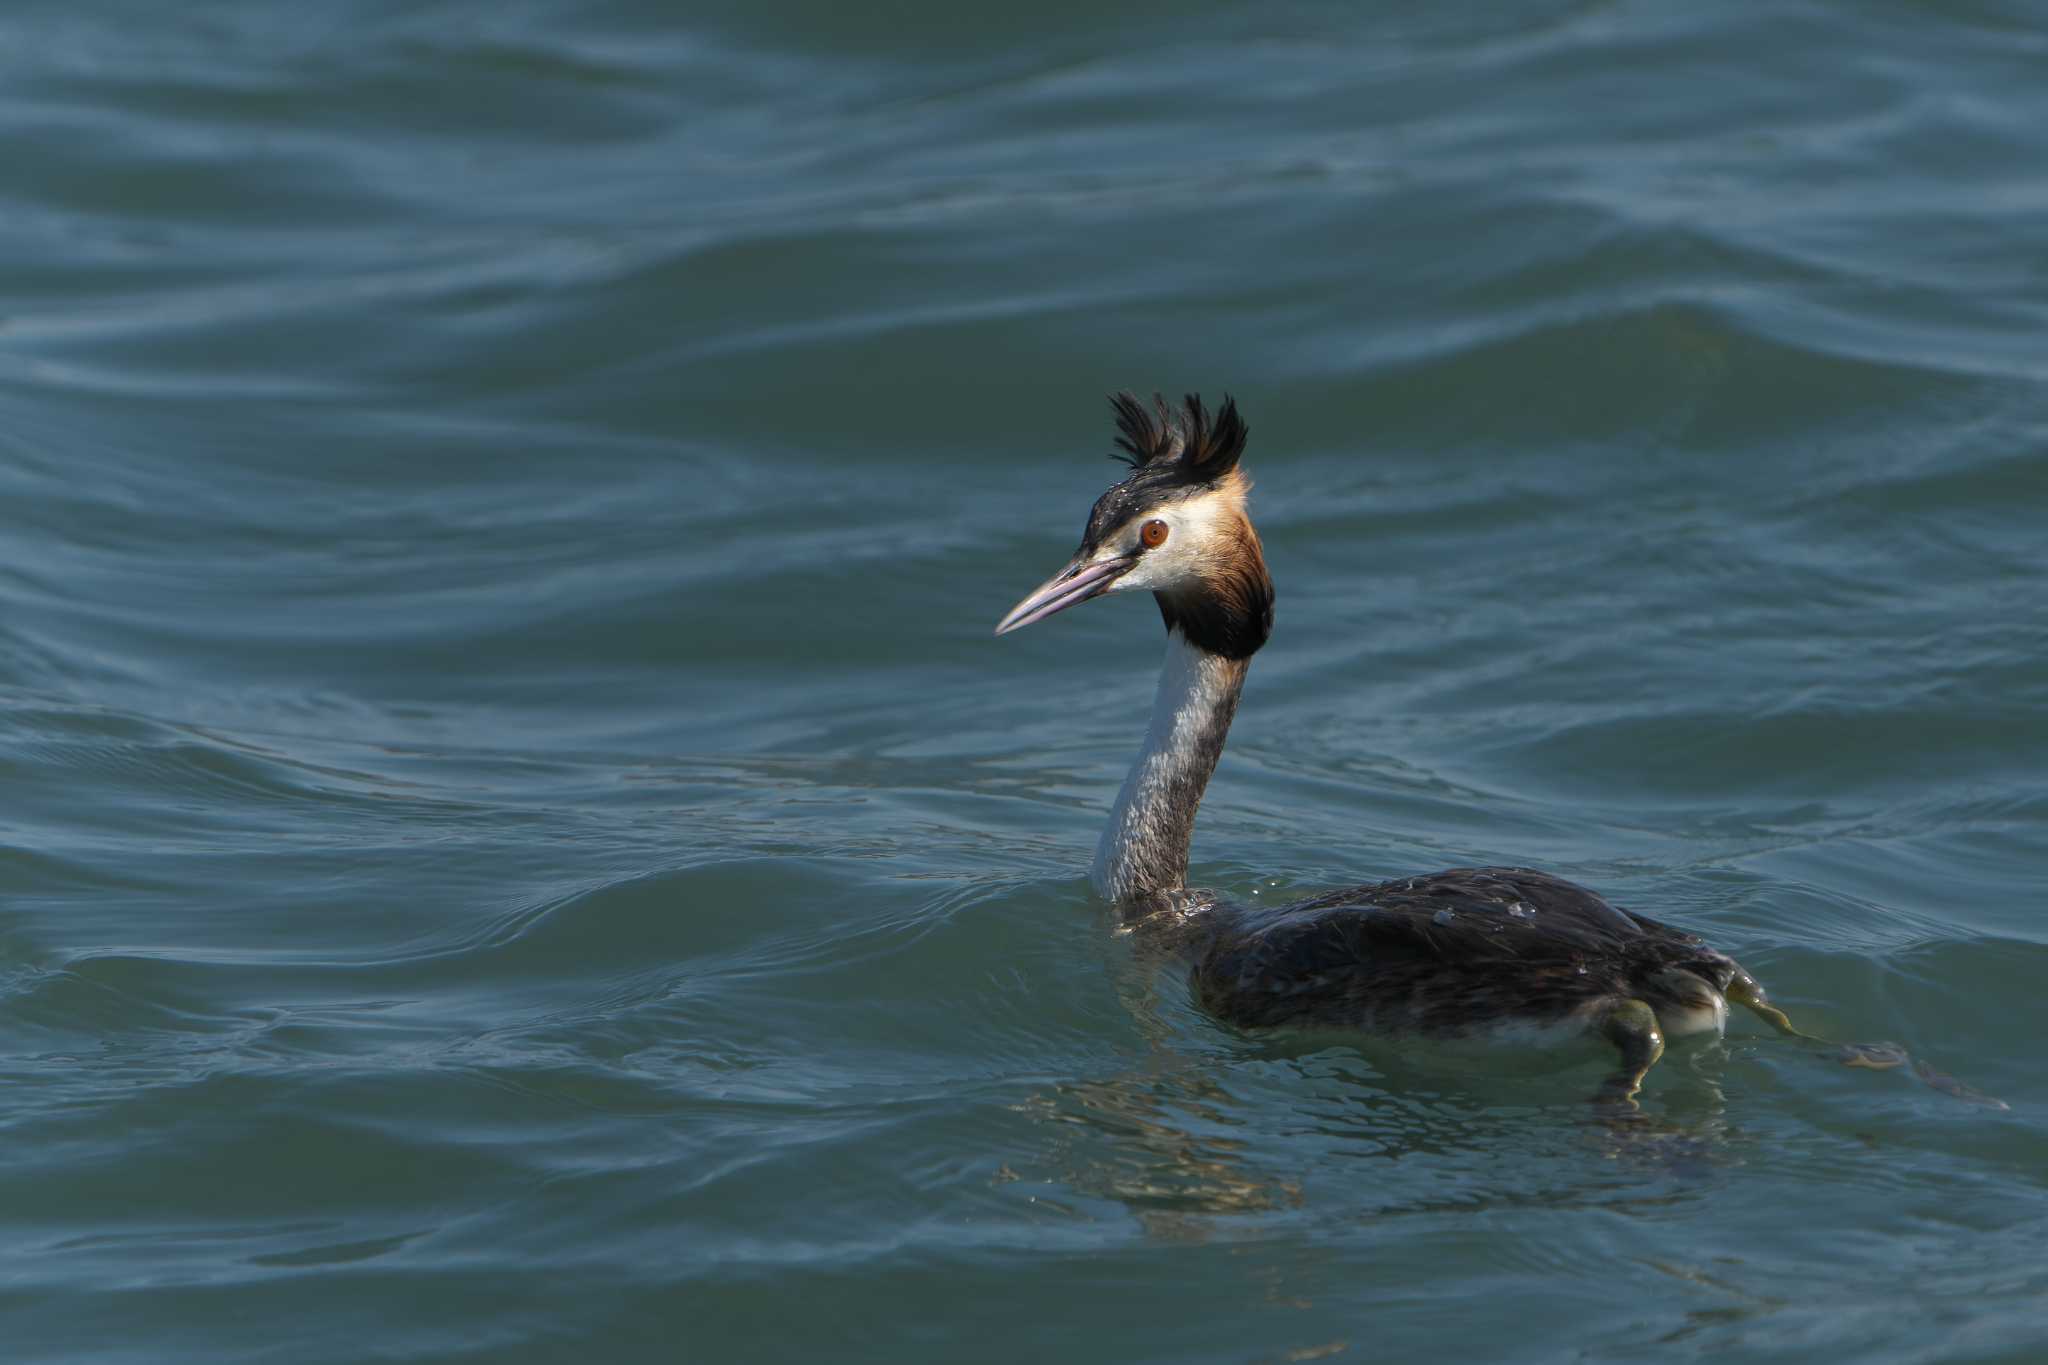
<box><xmin>1591</xmin><ymin>997</ymin><xmax>1665</xmax><ymax>1115</ymax></box>
<box><xmin>1725</xmin><ymin>971</ymin><xmax>2009</xmax><ymax>1111</ymax></box>
<box><xmin>1585</xmin><ymin>999</ymin><xmax>1727</xmax><ymax>1173</ymax></box>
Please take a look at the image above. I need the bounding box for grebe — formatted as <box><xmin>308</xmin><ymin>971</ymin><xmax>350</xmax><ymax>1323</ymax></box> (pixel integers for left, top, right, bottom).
<box><xmin>997</xmin><ymin>392</ymin><xmax>2001</xmax><ymax>1110</ymax></box>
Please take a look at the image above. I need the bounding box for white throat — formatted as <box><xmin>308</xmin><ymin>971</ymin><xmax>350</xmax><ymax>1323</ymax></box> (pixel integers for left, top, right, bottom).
<box><xmin>1091</xmin><ymin>631</ymin><xmax>1247</xmax><ymax>904</ymax></box>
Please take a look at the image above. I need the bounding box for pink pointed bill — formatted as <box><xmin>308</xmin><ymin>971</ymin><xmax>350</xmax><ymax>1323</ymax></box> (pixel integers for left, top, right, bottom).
<box><xmin>994</xmin><ymin>554</ymin><xmax>1135</xmax><ymax>635</ymax></box>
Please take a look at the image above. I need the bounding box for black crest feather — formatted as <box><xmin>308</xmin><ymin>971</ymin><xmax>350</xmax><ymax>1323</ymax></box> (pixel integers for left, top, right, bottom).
<box><xmin>1109</xmin><ymin>392</ymin><xmax>1181</xmax><ymax>467</ymax></box>
<box><xmin>1081</xmin><ymin>391</ymin><xmax>1254</xmax><ymax>556</ymax></box>
<box><xmin>1106</xmin><ymin>392</ymin><xmax>1248</xmax><ymax>477</ymax></box>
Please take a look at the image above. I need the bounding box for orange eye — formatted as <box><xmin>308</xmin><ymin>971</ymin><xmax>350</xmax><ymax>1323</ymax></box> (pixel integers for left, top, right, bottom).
<box><xmin>1140</xmin><ymin>519</ymin><xmax>1170</xmax><ymax>549</ymax></box>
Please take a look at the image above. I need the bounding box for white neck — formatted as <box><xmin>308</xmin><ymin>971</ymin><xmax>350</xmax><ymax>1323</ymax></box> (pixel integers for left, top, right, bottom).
<box><xmin>1091</xmin><ymin>631</ymin><xmax>1248</xmax><ymax>905</ymax></box>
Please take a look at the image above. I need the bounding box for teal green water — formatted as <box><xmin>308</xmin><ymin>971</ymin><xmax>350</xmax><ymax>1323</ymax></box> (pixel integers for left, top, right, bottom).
<box><xmin>3</xmin><ymin>2</ymin><xmax>2046</xmax><ymax>1360</ymax></box>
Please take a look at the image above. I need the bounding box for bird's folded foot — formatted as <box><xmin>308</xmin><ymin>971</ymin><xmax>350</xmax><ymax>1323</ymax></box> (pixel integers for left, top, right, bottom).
<box><xmin>1729</xmin><ymin>975</ymin><xmax>2008</xmax><ymax>1110</ymax></box>
<box><xmin>1832</xmin><ymin>1041</ymin><xmax>2007</xmax><ymax>1108</ymax></box>
<box><xmin>1909</xmin><ymin>1057</ymin><xmax>2009</xmax><ymax>1110</ymax></box>
<box><xmin>1835</xmin><ymin>1041</ymin><xmax>1907</xmax><ymax>1069</ymax></box>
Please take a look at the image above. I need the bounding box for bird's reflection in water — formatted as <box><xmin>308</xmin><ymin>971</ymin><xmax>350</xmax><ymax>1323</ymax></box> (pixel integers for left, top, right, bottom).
<box><xmin>1297</xmin><ymin>1045</ymin><xmax>1745</xmax><ymax>1195</ymax></box>
<box><xmin>1007</xmin><ymin>948</ymin><xmax>1749</xmax><ymax>1237</ymax></box>
<box><xmin>998</xmin><ymin>936</ymin><xmax>1292</xmax><ymax>1238</ymax></box>
<box><xmin>1014</xmin><ymin>1067</ymin><xmax>1302</xmax><ymax>1240</ymax></box>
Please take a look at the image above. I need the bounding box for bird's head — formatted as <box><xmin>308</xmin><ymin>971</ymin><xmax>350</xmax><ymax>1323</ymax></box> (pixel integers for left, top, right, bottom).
<box><xmin>995</xmin><ymin>392</ymin><xmax>1273</xmax><ymax>659</ymax></box>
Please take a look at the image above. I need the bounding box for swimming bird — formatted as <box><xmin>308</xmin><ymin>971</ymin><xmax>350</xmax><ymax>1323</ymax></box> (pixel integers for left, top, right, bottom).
<box><xmin>996</xmin><ymin>392</ymin><xmax>2000</xmax><ymax>1110</ymax></box>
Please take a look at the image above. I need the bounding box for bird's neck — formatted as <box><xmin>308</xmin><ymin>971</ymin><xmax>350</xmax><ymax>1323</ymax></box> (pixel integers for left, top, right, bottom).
<box><xmin>1091</xmin><ymin>631</ymin><xmax>1249</xmax><ymax>906</ymax></box>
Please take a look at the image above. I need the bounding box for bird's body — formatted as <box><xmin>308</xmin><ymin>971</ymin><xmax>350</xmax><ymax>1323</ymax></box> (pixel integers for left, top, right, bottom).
<box><xmin>997</xmin><ymin>392</ymin><xmax>2001</xmax><ymax>1109</ymax></box>
<box><xmin>1186</xmin><ymin>867</ymin><xmax>1736</xmax><ymax>1044</ymax></box>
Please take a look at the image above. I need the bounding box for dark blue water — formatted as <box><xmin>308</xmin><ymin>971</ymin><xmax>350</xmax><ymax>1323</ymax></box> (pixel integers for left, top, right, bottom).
<box><xmin>3</xmin><ymin>2</ymin><xmax>2045</xmax><ymax>1360</ymax></box>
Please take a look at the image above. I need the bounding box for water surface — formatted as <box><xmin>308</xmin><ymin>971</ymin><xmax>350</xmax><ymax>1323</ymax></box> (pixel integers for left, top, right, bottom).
<box><xmin>2</xmin><ymin>2</ymin><xmax>2045</xmax><ymax>1361</ymax></box>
